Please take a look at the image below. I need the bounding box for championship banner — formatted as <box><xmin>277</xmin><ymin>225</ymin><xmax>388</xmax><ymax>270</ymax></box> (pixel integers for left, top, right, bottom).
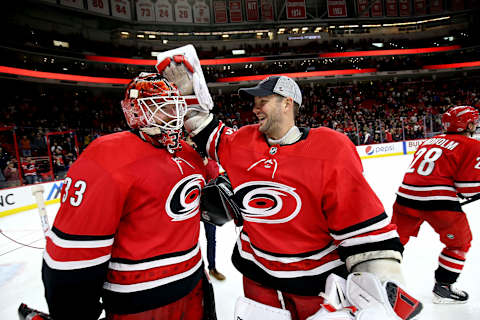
<box><xmin>175</xmin><ymin>0</ymin><xmax>193</xmax><ymax>22</ymax></box>
<box><xmin>59</xmin><ymin>0</ymin><xmax>84</xmax><ymax>9</ymax></box>
<box><xmin>371</xmin><ymin>0</ymin><xmax>383</xmax><ymax>17</ymax></box>
<box><xmin>452</xmin><ymin>0</ymin><xmax>464</xmax><ymax>10</ymax></box>
<box><xmin>111</xmin><ymin>0</ymin><xmax>132</xmax><ymax>19</ymax></box>
<box><xmin>193</xmin><ymin>0</ymin><xmax>210</xmax><ymax>23</ymax></box>
<box><xmin>385</xmin><ymin>0</ymin><xmax>398</xmax><ymax>17</ymax></box>
<box><xmin>155</xmin><ymin>0</ymin><xmax>173</xmax><ymax>22</ymax></box>
<box><xmin>245</xmin><ymin>0</ymin><xmax>259</xmax><ymax>21</ymax></box>
<box><xmin>430</xmin><ymin>0</ymin><xmax>443</xmax><ymax>13</ymax></box>
<box><xmin>398</xmin><ymin>0</ymin><xmax>410</xmax><ymax>16</ymax></box>
<box><xmin>357</xmin><ymin>0</ymin><xmax>370</xmax><ymax>17</ymax></box>
<box><xmin>229</xmin><ymin>0</ymin><xmax>243</xmax><ymax>22</ymax></box>
<box><xmin>286</xmin><ymin>0</ymin><xmax>306</xmax><ymax>19</ymax></box>
<box><xmin>414</xmin><ymin>0</ymin><xmax>426</xmax><ymax>15</ymax></box>
<box><xmin>136</xmin><ymin>0</ymin><xmax>155</xmax><ymax>21</ymax></box>
<box><xmin>260</xmin><ymin>0</ymin><xmax>274</xmax><ymax>21</ymax></box>
<box><xmin>87</xmin><ymin>0</ymin><xmax>110</xmax><ymax>15</ymax></box>
<box><xmin>327</xmin><ymin>0</ymin><xmax>347</xmax><ymax>17</ymax></box>
<box><xmin>214</xmin><ymin>0</ymin><xmax>228</xmax><ymax>23</ymax></box>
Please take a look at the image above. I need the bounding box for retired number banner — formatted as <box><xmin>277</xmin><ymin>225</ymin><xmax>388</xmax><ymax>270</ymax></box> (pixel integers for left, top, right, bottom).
<box><xmin>229</xmin><ymin>0</ymin><xmax>243</xmax><ymax>22</ymax></box>
<box><xmin>87</xmin><ymin>0</ymin><xmax>110</xmax><ymax>15</ymax></box>
<box><xmin>111</xmin><ymin>0</ymin><xmax>132</xmax><ymax>19</ymax></box>
<box><xmin>214</xmin><ymin>0</ymin><xmax>228</xmax><ymax>23</ymax></box>
<box><xmin>286</xmin><ymin>0</ymin><xmax>306</xmax><ymax>19</ymax></box>
<box><xmin>385</xmin><ymin>0</ymin><xmax>398</xmax><ymax>17</ymax></box>
<box><xmin>246</xmin><ymin>0</ymin><xmax>259</xmax><ymax>21</ymax></box>
<box><xmin>260</xmin><ymin>0</ymin><xmax>274</xmax><ymax>21</ymax></box>
<box><xmin>327</xmin><ymin>0</ymin><xmax>347</xmax><ymax>18</ymax></box>
<box><xmin>194</xmin><ymin>0</ymin><xmax>210</xmax><ymax>23</ymax></box>
<box><xmin>399</xmin><ymin>0</ymin><xmax>410</xmax><ymax>16</ymax></box>
<box><xmin>357</xmin><ymin>0</ymin><xmax>370</xmax><ymax>17</ymax></box>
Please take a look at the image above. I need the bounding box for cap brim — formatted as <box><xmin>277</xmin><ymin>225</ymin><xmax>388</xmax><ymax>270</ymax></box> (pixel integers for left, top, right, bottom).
<box><xmin>238</xmin><ymin>87</ymin><xmax>273</xmax><ymax>99</ymax></box>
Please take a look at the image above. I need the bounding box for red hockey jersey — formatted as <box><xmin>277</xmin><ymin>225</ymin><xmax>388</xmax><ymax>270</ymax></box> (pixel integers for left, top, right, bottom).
<box><xmin>397</xmin><ymin>134</ymin><xmax>480</xmax><ymax>211</ymax></box>
<box><xmin>193</xmin><ymin>119</ymin><xmax>402</xmax><ymax>295</ymax></box>
<box><xmin>42</xmin><ymin>131</ymin><xmax>207</xmax><ymax>317</ymax></box>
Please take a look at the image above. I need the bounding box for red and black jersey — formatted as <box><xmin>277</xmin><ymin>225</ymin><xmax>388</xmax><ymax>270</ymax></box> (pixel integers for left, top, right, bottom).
<box><xmin>21</xmin><ymin>161</ymin><xmax>36</xmax><ymax>176</ymax></box>
<box><xmin>42</xmin><ymin>131</ymin><xmax>207</xmax><ymax>318</ymax></box>
<box><xmin>396</xmin><ymin>134</ymin><xmax>480</xmax><ymax>211</ymax></box>
<box><xmin>193</xmin><ymin>118</ymin><xmax>402</xmax><ymax>295</ymax></box>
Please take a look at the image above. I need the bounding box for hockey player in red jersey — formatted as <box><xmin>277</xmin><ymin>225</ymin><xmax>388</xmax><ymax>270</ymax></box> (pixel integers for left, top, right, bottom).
<box><xmin>41</xmin><ymin>73</ymin><xmax>216</xmax><ymax>320</ymax></box>
<box><xmin>392</xmin><ymin>105</ymin><xmax>480</xmax><ymax>304</ymax></box>
<box><xmin>157</xmin><ymin>47</ymin><xmax>422</xmax><ymax>320</ymax></box>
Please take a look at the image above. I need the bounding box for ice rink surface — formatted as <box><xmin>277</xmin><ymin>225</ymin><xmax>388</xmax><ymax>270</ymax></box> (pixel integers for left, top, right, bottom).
<box><xmin>1</xmin><ymin>154</ymin><xmax>479</xmax><ymax>319</ymax></box>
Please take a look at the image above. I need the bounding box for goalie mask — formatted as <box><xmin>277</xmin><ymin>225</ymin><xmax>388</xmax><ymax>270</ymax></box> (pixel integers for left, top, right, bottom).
<box><xmin>442</xmin><ymin>105</ymin><xmax>479</xmax><ymax>135</ymax></box>
<box><xmin>121</xmin><ymin>73</ymin><xmax>187</xmax><ymax>152</ymax></box>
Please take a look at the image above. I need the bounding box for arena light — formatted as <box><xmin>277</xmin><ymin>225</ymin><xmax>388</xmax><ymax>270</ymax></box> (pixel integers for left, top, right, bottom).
<box><xmin>422</xmin><ymin>61</ymin><xmax>480</xmax><ymax>70</ymax></box>
<box><xmin>318</xmin><ymin>45</ymin><xmax>460</xmax><ymax>58</ymax></box>
<box><xmin>232</xmin><ymin>49</ymin><xmax>246</xmax><ymax>55</ymax></box>
<box><xmin>53</xmin><ymin>40</ymin><xmax>69</xmax><ymax>48</ymax></box>
<box><xmin>216</xmin><ymin>68</ymin><xmax>378</xmax><ymax>82</ymax></box>
<box><xmin>148</xmin><ymin>34</ymin><xmax>156</xmax><ymax>39</ymax></box>
<box><xmin>137</xmin><ymin>34</ymin><xmax>145</xmax><ymax>39</ymax></box>
<box><xmin>0</xmin><ymin>66</ymin><xmax>131</xmax><ymax>84</ymax></box>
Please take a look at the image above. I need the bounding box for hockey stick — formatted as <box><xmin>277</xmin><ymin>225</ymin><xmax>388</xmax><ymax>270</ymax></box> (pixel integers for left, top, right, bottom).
<box><xmin>460</xmin><ymin>193</ymin><xmax>480</xmax><ymax>207</ymax></box>
<box><xmin>32</xmin><ymin>185</ymin><xmax>50</xmax><ymax>236</ymax></box>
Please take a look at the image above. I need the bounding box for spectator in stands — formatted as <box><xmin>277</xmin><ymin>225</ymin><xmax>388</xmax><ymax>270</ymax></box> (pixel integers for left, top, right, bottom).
<box><xmin>31</xmin><ymin>132</ymin><xmax>47</xmax><ymax>155</ymax></box>
<box><xmin>0</xmin><ymin>146</ymin><xmax>10</xmax><ymax>174</ymax></box>
<box><xmin>21</xmin><ymin>156</ymin><xmax>38</xmax><ymax>184</ymax></box>
<box><xmin>20</xmin><ymin>135</ymin><xmax>32</xmax><ymax>157</ymax></box>
<box><xmin>3</xmin><ymin>161</ymin><xmax>19</xmax><ymax>187</ymax></box>
<box><xmin>50</xmin><ymin>141</ymin><xmax>63</xmax><ymax>155</ymax></box>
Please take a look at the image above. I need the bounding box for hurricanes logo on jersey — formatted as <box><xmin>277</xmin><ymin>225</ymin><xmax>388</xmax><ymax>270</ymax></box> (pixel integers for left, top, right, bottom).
<box><xmin>234</xmin><ymin>181</ymin><xmax>301</xmax><ymax>224</ymax></box>
<box><xmin>166</xmin><ymin>174</ymin><xmax>205</xmax><ymax>221</ymax></box>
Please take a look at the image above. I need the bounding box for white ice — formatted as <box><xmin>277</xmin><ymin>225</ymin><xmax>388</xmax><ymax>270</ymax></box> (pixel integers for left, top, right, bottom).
<box><xmin>1</xmin><ymin>154</ymin><xmax>479</xmax><ymax>319</ymax></box>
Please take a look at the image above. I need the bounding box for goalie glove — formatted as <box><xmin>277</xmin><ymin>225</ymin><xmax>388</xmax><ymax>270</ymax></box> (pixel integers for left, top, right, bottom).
<box><xmin>346</xmin><ymin>272</ymin><xmax>422</xmax><ymax>320</ymax></box>
<box><xmin>155</xmin><ymin>44</ymin><xmax>213</xmax><ymax>113</ymax></box>
<box><xmin>200</xmin><ymin>174</ymin><xmax>243</xmax><ymax>226</ymax></box>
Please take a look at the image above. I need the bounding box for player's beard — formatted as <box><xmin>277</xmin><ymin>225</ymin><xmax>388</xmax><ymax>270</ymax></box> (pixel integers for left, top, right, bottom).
<box><xmin>258</xmin><ymin>106</ymin><xmax>283</xmax><ymax>139</ymax></box>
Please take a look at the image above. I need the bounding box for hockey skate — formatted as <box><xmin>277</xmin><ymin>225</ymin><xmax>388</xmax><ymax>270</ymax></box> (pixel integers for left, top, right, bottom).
<box><xmin>432</xmin><ymin>282</ymin><xmax>469</xmax><ymax>304</ymax></box>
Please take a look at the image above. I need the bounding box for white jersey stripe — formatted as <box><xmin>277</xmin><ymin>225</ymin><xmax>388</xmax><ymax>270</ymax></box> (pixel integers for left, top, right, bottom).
<box><xmin>109</xmin><ymin>243</ymin><xmax>200</xmax><ymax>271</ymax></box>
<box><xmin>400</xmin><ymin>184</ymin><xmax>456</xmax><ymax>192</ymax></box>
<box><xmin>454</xmin><ymin>182</ymin><xmax>480</xmax><ymax>188</ymax></box>
<box><xmin>339</xmin><ymin>230</ymin><xmax>399</xmax><ymax>247</ymax></box>
<box><xmin>103</xmin><ymin>259</ymin><xmax>203</xmax><ymax>293</ymax></box>
<box><xmin>43</xmin><ymin>250</ymin><xmax>111</xmax><ymax>270</ymax></box>
<box><xmin>240</xmin><ymin>233</ymin><xmax>337</xmax><ymax>263</ymax></box>
<box><xmin>396</xmin><ymin>191</ymin><xmax>458</xmax><ymax>202</ymax></box>
<box><xmin>46</xmin><ymin>230</ymin><xmax>114</xmax><ymax>248</ymax></box>
<box><xmin>237</xmin><ymin>237</ymin><xmax>344</xmax><ymax>278</ymax></box>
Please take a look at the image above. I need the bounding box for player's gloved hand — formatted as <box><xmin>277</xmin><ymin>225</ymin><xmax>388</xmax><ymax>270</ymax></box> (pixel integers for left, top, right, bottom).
<box><xmin>163</xmin><ymin>62</ymin><xmax>193</xmax><ymax>96</ymax></box>
<box><xmin>346</xmin><ymin>272</ymin><xmax>422</xmax><ymax>320</ymax></box>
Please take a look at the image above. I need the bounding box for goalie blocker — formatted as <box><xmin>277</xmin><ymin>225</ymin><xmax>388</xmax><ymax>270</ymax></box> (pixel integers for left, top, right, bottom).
<box><xmin>200</xmin><ymin>174</ymin><xmax>243</xmax><ymax>226</ymax></box>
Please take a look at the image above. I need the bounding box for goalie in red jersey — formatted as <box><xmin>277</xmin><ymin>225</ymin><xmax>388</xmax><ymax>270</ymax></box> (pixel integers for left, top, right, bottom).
<box><xmin>156</xmin><ymin>45</ymin><xmax>423</xmax><ymax>320</ymax></box>
<box><xmin>41</xmin><ymin>73</ymin><xmax>216</xmax><ymax>320</ymax></box>
<box><xmin>392</xmin><ymin>105</ymin><xmax>480</xmax><ymax>304</ymax></box>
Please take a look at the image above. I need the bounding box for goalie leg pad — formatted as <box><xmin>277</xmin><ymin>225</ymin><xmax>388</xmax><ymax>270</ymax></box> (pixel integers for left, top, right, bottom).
<box><xmin>234</xmin><ymin>296</ymin><xmax>292</xmax><ymax>320</ymax></box>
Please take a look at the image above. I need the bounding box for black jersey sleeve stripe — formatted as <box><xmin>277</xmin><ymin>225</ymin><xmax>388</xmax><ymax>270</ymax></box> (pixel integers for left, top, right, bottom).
<box><xmin>329</xmin><ymin>212</ymin><xmax>388</xmax><ymax>237</ymax></box>
<box><xmin>51</xmin><ymin>226</ymin><xmax>115</xmax><ymax>241</ymax></box>
<box><xmin>191</xmin><ymin>116</ymin><xmax>220</xmax><ymax>158</ymax></box>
